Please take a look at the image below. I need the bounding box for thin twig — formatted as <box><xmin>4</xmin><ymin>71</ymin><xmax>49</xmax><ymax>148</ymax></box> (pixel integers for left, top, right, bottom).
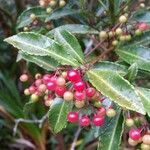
<box><xmin>13</xmin><ymin>112</ymin><xmax>49</xmax><ymax>136</ymax></box>
<box><xmin>70</xmin><ymin>126</ymin><xmax>82</xmax><ymax>150</ymax></box>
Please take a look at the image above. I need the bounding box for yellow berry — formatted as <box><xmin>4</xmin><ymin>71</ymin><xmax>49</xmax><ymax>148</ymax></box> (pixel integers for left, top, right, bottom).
<box><xmin>112</xmin><ymin>40</ymin><xmax>118</xmax><ymax>46</ymax></box>
<box><xmin>116</xmin><ymin>28</ymin><xmax>123</xmax><ymax>35</ymax></box>
<box><xmin>59</xmin><ymin>0</ymin><xmax>66</xmax><ymax>7</ymax></box>
<box><xmin>99</xmin><ymin>31</ymin><xmax>108</xmax><ymax>39</ymax></box>
<box><xmin>119</xmin><ymin>15</ymin><xmax>127</xmax><ymax>23</ymax></box>
<box><xmin>128</xmin><ymin>138</ymin><xmax>138</xmax><ymax>146</ymax></box>
<box><xmin>106</xmin><ymin>108</ymin><xmax>116</xmax><ymax>117</ymax></box>
<box><xmin>141</xmin><ymin>143</ymin><xmax>150</xmax><ymax>150</ymax></box>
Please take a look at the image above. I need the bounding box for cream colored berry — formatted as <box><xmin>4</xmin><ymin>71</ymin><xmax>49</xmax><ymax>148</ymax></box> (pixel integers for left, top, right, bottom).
<box><xmin>49</xmin><ymin>0</ymin><xmax>57</xmax><ymax>7</ymax></box>
<box><xmin>128</xmin><ymin>138</ymin><xmax>138</xmax><ymax>146</ymax></box>
<box><xmin>142</xmin><ymin>135</ymin><xmax>150</xmax><ymax>145</ymax></box>
<box><xmin>119</xmin><ymin>15</ymin><xmax>127</xmax><ymax>23</ymax></box>
<box><xmin>75</xmin><ymin>100</ymin><xmax>85</xmax><ymax>108</ymax></box>
<box><xmin>141</xmin><ymin>143</ymin><xmax>150</xmax><ymax>150</ymax></box>
<box><xmin>116</xmin><ymin>28</ymin><xmax>123</xmax><ymax>35</ymax></box>
<box><xmin>30</xmin><ymin>13</ymin><xmax>36</xmax><ymax>20</ymax></box>
<box><xmin>99</xmin><ymin>31</ymin><xmax>108</xmax><ymax>39</ymax></box>
<box><xmin>63</xmin><ymin>91</ymin><xmax>74</xmax><ymax>101</ymax></box>
<box><xmin>106</xmin><ymin>108</ymin><xmax>116</xmax><ymax>117</ymax></box>
<box><xmin>59</xmin><ymin>0</ymin><xmax>66</xmax><ymax>7</ymax></box>
<box><xmin>112</xmin><ymin>40</ymin><xmax>118</xmax><ymax>46</ymax></box>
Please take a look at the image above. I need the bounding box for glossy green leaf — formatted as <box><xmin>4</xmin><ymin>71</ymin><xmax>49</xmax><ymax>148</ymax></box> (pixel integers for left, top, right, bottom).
<box><xmin>48</xmin><ymin>98</ymin><xmax>73</xmax><ymax>133</ymax></box>
<box><xmin>132</xmin><ymin>10</ymin><xmax>150</xmax><ymax>23</ymax></box>
<box><xmin>17</xmin><ymin>6</ymin><xmax>47</xmax><ymax>29</ymax></box>
<box><xmin>4</xmin><ymin>32</ymin><xmax>80</xmax><ymax>67</ymax></box>
<box><xmin>126</xmin><ymin>63</ymin><xmax>138</xmax><ymax>81</ymax></box>
<box><xmin>19</xmin><ymin>52</ymin><xmax>59</xmax><ymax>71</ymax></box>
<box><xmin>45</xmin><ymin>8</ymin><xmax>80</xmax><ymax>22</ymax></box>
<box><xmin>136</xmin><ymin>87</ymin><xmax>150</xmax><ymax>117</ymax></box>
<box><xmin>93</xmin><ymin>61</ymin><xmax>127</xmax><ymax>76</ymax></box>
<box><xmin>116</xmin><ymin>46</ymin><xmax>150</xmax><ymax>72</ymax></box>
<box><xmin>87</xmin><ymin>70</ymin><xmax>145</xmax><ymax>114</ymax></box>
<box><xmin>47</xmin><ymin>24</ymin><xmax>99</xmax><ymax>37</ymax></box>
<box><xmin>54</xmin><ymin>30</ymin><xmax>84</xmax><ymax>64</ymax></box>
<box><xmin>97</xmin><ymin>109</ymin><xmax>124</xmax><ymax>150</ymax></box>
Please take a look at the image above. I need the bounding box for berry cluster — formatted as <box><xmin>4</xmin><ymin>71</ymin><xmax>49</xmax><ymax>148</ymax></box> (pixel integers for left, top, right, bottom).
<box><xmin>20</xmin><ymin>69</ymin><xmax>116</xmax><ymax>127</ymax></box>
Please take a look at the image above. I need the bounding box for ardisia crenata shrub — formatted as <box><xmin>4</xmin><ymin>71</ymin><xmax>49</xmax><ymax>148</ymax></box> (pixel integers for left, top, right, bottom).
<box><xmin>4</xmin><ymin>0</ymin><xmax>150</xmax><ymax>149</ymax></box>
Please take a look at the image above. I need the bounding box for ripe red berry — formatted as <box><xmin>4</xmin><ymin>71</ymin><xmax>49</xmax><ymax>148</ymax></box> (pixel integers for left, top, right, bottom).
<box><xmin>74</xmin><ymin>91</ymin><xmax>86</xmax><ymax>101</ymax></box>
<box><xmin>74</xmin><ymin>81</ymin><xmax>85</xmax><ymax>91</ymax></box>
<box><xmin>93</xmin><ymin>115</ymin><xmax>105</xmax><ymax>126</ymax></box>
<box><xmin>55</xmin><ymin>86</ymin><xmax>66</xmax><ymax>96</ymax></box>
<box><xmin>67</xmin><ymin>70</ymin><xmax>80</xmax><ymax>82</ymax></box>
<box><xmin>47</xmin><ymin>81</ymin><xmax>56</xmax><ymax>91</ymax></box>
<box><xmin>19</xmin><ymin>74</ymin><xmax>28</xmax><ymax>82</ymax></box>
<box><xmin>67</xmin><ymin>112</ymin><xmax>79</xmax><ymax>123</ymax></box>
<box><xmin>97</xmin><ymin>107</ymin><xmax>106</xmax><ymax>117</ymax></box>
<box><xmin>86</xmin><ymin>87</ymin><xmax>96</xmax><ymax>97</ymax></box>
<box><xmin>50</xmin><ymin>76</ymin><xmax>57</xmax><ymax>83</ymax></box>
<box><xmin>129</xmin><ymin>128</ymin><xmax>141</xmax><ymax>141</ymax></box>
<box><xmin>80</xmin><ymin>116</ymin><xmax>90</xmax><ymax>127</ymax></box>
<box><xmin>43</xmin><ymin>74</ymin><xmax>51</xmax><ymax>84</ymax></box>
<box><xmin>29</xmin><ymin>86</ymin><xmax>36</xmax><ymax>94</ymax></box>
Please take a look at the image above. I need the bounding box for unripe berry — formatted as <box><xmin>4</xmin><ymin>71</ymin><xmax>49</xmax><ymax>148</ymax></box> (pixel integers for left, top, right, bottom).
<box><xmin>119</xmin><ymin>15</ymin><xmax>127</xmax><ymax>23</ymax></box>
<box><xmin>92</xmin><ymin>91</ymin><xmax>101</xmax><ymax>100</ymax></box>
<box><xmin>142</xmin><ymin>134</ymin><xmax>150</xmax><ymax>145</ymax></box>
<box><xmin>138</xmin><ymin>22</ymin><xmax>149</xmax><ymax>31</ymax></box>
<box><xmin>126</xmin><ymin>118</ymin><xmax>134</xmax><ymax>127</ymax></box>
<box><xmin>75</xmin><ymin>100</ymin><xmax>85</xmax><ymax>108</ymax></box>
<box><xmin>80</xmin><ymin>116</ymin><xmax>90</xmax><ymax>127</ymax></box>
<box><xmin>29</xmin><ymin>86</ymin><xmax>36</xmax><ymax>94</ymax></box>
<box><xmin>30</xmin><ymin>13</ymin><xmax>36</xmax><ymax>20</ymax></box>
<box><xmin>140</xmin><ymin>3</ymin><xmax>145</xmax><ymax>8</ymax></box>
<box><xmin>46</xmin><ymin>7</ymin><xmax>52</xmax><ymax>13</ymax></box>
<box><xmin>141</xmin><ymin>143</ymin><xmax>150</xmax><ymax>150</ymax></box>
<box><xmin>35</xmin><ymin>73</ymin><xmax>42</xmax><ymax>79</ymax></box>
<box><xmin>93</xmin><ymin>101</ymin><xmax>102</xmax><ymax>108</ymax></box>
<box><xmin>67</xmin><ymin>112</ymin><xmax>79</xmax><ymax>123</ymax></box>
<box><xmin>116</xmin><ymin>28</ymin><xmax>123</xmax><ymax>35</ymax></box>
<box><xmin>23</xmin><ymin>26</ymin><xmax>29</xmax><ymax>31</ymax></box>
<box><xmin>129</xmin><ymin>128</ymin><xmax>141</xmax><ymax>141</ymax></box>
<box><xmin>61</xmin><ymin>72</ymin><xmax>67</xmax><ymax>78</ymax></box>
<box><xmin>67</xmin><ymin>70</ymin><xmax>80</xmax><ymax>82</ymax></box>
<box><xmin>56</xmin><ymin>77</ymin><xmax>66</xmax><ymax>86</ymax></box>
<box><xmin>35</xmin><ymin>79</ymin><xmax>43</xmax><ymax>86</ymax></box>
<box><xmin>38</xmin><ymin>84</ymin><xmax>47</xmax><ymax>92</ymax></box>
<box><xmin>93</xmin><ymin>115</ymin><xmax>105</xmax><ymax>126</ymax></box>
<box><xmin>31</xmin><ymin>94</ymin><xmax>39</xmax><ymax>102</ymax></box>
<box><xmin>119</xmin><ymin>35</ymin><xmax>126</xmax><ymax>41</ymax></box>
<box><xmin>112</xmin><ymin>40</ymin><xmax>118</xmax><ymax>46</ymax></box>
<box><xmin>108</xmin><ymin>31</ymin><xmax>115</xmax><ymax>38</ymax></box>
<box><xmin>49</xmin><ymin>0</ymin><xmax>57</xmax><ymax>7</ymax></box>
<box><xmin>97</xmin><ymin>107</ymin><xmax>106</xmax><ymax>117</ymax></box>
<box><xmin>128</xmin><ymin>138</ymin><xmax>138</xmax><ymax>146</ymax></box>
<box><xmin>99</xmin><ymin>31</ymin><xmax>108</xmax><ymax>39</ymax></box>
<box><xmin>45</xmin><ymin>99</ymin><xmax>53</xmax><ymax>107</ymax></box>
<box><xmin>55</xmin><ymin>86</ymin><xmax>66</xmax><ymax>97</ymax></box>
<box><xmin>125</xmin><ymin>34</ymin><xmax>132</xmax><ymax>41</ymax></box>
<box><xmin>59</xmin><ymin>0</ymin><xmax>66</xmax><ymax>7</ymax></box>
<box><xmin>19</xmin><ymin>74</ymin><xmax>28</xmax><ymax>82</ymax></box>
<box><xmin>39</xmin><ymin>0</ymin><xmax>46</xmax><ymax>6</ymax></box>
<box><xmin>24</xmin><ymin>89</ymin><xmax>30</xmax><ymax>95</ymax></box>
<box><xmin>74</xmin><ymin>81</ymin><xmax>85</xmax><ymax>91</ymax></box>
<box><xmin>106</xmin><ymin>108</ymin><xmax>116</xmax><ymax>117</ymax></box>
<box><xmin>135</xmin><ymin>29</ymin><xmax>142</xmax><ymax>36</ymax></box>
<box><xmin>63</xmin><ymin>91</ymin><xmax>74</xmax><ymax>101</ymax></box>
<box><xmin>74</xmin><ymin>91</ymin><xmax>86</xmax><ymax>101</ymax></box>
<box><xmin>86</xmin><ymin>87</ymin><xmax>96</xmax><ymax>97</ymax></box>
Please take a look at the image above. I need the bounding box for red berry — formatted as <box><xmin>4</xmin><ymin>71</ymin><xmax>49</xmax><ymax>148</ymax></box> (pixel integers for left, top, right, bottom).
<box><xmin>67</xmin><ymin>70</ymin><xmax>80</xmax><ymax>82</ymax></box>
<box><xmin>74</xmin><ymin>81</ymin><xmax>85</xmax><ymax>91</ymax></box>
<box><xmin>47</xmin><ymin>81</ymin><xmax>56</xmax><ymax>91</ymax></box>
<box><xmin>129</xmin><ymin>128</ymin><xmax>141</xmax><ymax>141</ymax></box>
<box><xmin>80</xmin><ymin>116</ymin><xmax>90</xmax><ymax>127</ymax></box>
<box><xmin>74</xmin><ymin>91</ymin><xmax>86</xmax><ymax>101</ymax></box>
<box><xmin>97</xmin><ymin>107</ymin><xmax>106</xmax><ymax>117</ymax></box>
<box><xmin>138</xmin><ymin>22</ymin><xmax>149</xmax><ymax>31</ymax></box>
<box><xmin>93</xmin><ymin>115</ymin><xmax>105</xmax><ymax>126</ymax></box>
<box><xmin>50</xmin><ymin>76</ymin><xmax>57</xmax><ymax>83</ymax></box>
<box><xmin>86</xmin><ymin>87</ymin><xmax>96</xmax><ymax>97</ymax></box>
<box><xmin>55</xmin><ymin>86</ymin><xmax>66</xmax><ymax>96</ymax></box>
<box><xmin>19</xmin><ymin>74</ymin><xmax>28</xmax><ymax>82</ymax></box>
<box><xmin>67</xmin><ymin>112</ymin><xmax>79</xmax><ymax>123</ymax></box>
<box><xmin>43</xmin><ymin>74</ymin><xmax>51</xmax><ymax>84</ymax></box>
<box><xmin>29</xmin><ymin>86</ymin><xmax>36</xmax><ymax>94</ymax></box>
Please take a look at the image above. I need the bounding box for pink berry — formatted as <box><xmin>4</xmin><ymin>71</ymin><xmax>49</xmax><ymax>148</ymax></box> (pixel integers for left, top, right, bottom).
<box><xmin>97</xmin><ymin>107</ymin><xmax>106</xmax><ymax>117</ymax></box>
<box><xmin>56</xmin><ymin>77</ymin><xmax>66</xmax><ymax>86</ymax></box>
<box><xmin>74</xmin><ymin>91</ymin><xmax>86</xmax><ymax>101</ymax></box>
<box><xmin>80</xmin><ymin>116</ymin><xmax>90</xmax><ymax>127</ymax></box>
<box><xmin>35</xmin><ymin>79</ymin><xmax>43</xmax><ymax>86</ymax></box>
<box><xmin>74</xmin><ymin>81</ymin><xmax>85</xmax><ymax>91</ymax></box>
<box><xmin>29</xmin><ymin>86</ymin><xmax>36</xmax><ymax>94</ymax></box>
<box><xmin>129</xmin><ymin>128</ymin><xmax>141</xmax><ymax>141</ymax></box>
<box><xmin>93</xmin><ymin>115</ymin><xmax>105</xmax><ymax>126</ymax></box>
<box><xmin>19</xmin><ymin>74</ymin><xmax>28</xmax><ymax>82</ymax></box>
<box><xmin>47</xmin><ymin>81</ymin><xmax>56</xmax><ymax>91</ymax></box>
<box><xmin>38</xmin><ymin>84</ymin><xmax>47</xmax><ymax>92</ymax></box>
<box><xmin>50</xmin><ymin>76</ymin><xmax>57</xmax><ymax>83</ymax></box>
<box><xmin>67</xmin><ymin>112</ymin><xmax>79</xmax><ymax>123</ymax></box>
<box><xmin>86</xmin><ymin>87</ymin><xmax>96</xmax><ymax>97</ymax></box>
<box><xmin>138</xmin><ymin>22</ymin><xmax>149</xmax><ymax>31</ymax></box>
<box><xmin>55</xmin><ymin>86</ymin><xmax>66</xmax><ymax>96</ymax></box>
<box><xmin>67</xmin><ymin>70</ymin><xmax>80</xmax><ymax>82</ymax></box>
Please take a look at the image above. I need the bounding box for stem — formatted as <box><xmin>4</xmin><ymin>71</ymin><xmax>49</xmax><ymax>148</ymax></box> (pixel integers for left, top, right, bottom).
<box><xmin>108</xmin><ymin>0</ymin><xmax>115</xmax><ymax>26</ymax></box>
<box><xmin>70</xmin><ymin>126</ymin><xmax>82</xmax><ymax>150</ymax></box>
